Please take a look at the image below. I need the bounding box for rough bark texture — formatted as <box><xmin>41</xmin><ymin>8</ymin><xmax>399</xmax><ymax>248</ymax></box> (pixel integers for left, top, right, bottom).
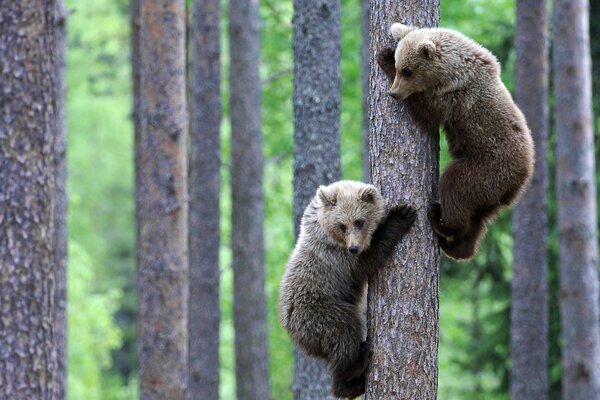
<box><xmin>136</xmin><ymin>0</ymin><xmax>189</xmax><ymax>399</ymax></box>
<box><xmin>0</xmin><ymin>2</ymin><xmax>58</xmax><ymax>398</ymax></box>
<box><xmin>361</xmin><ymin>0</ymin><xmax>370</xmax><ymax>181</ymax></box>
<box><xmin>53</xmin><ymin>1</ymin><xmax>69</xmax><ymax>398</ymax></box>
<box><xmin>365</xmin><ymin>1</ymin><xmax>440</xmax><ymax>399</ymax></box>
<box><xmin>292</xmin><ymin>0</ymin><xmax>341</xmax><ymax>397</ymax></box>
<box><xmin>188</xmin><ymin>0</ymin><xmax>221</xmax><ymax>398</ymax></box>
<box><xmin>553</xmin><ymin>0</ymin><xmax>600</xmax><ymax>399</ymax></box>
<box><xmin>510</xmin><ymin>1</ymin><xmax>549</xmax><ymax>399</ymax></box>
<box><xmin>229</xmin><ymin>1</ymin><xmax>271</xmax><ymax>399</ymax></box>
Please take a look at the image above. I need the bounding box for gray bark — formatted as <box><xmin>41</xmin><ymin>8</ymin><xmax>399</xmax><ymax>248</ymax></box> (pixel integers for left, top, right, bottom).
<box><xmin>553</xmin><ymin>0</ymin><xmax>600</xmax><ymax>399</ymax></box>
<box><xmin>292</xmin><ymin>0</ymin><xmax>341</xmax><ymax>397</ymax></box>
<box><xmin>361</xmin><ymin>0</ymin><xmax>370</xmax><ymax>181</ymax></box>
<box><xmin>188</xmin><ymin>0</ymin><xmax>221</xmax><ymax>398</ymax></box>
<box><xmin>53</xmin><ymin>1</ymin><xmax>69</xmax><ymax>399</ymax></box>
<box><xmin>229</xmin><ymin>0</ymin><xmax>271</xmax><ymax>399</ymax></box>
<box><xmin>510</xmin><ymin>1</ymin><xmax>549</xmax><ymax>399</ymax></box>
<box><xmin>365</xmin><ymin>1</ymin><xmax>440</xmax><ymax>399</ymax></box>
<box><xmin>0</xmin><ymin>1</ymin><xmax>58</xmax><ymax>398</ymax></box>
<box><xmin>136</xmin><ymin>0</ymin><xmax>189</xmax><ymax>399</ymax></box>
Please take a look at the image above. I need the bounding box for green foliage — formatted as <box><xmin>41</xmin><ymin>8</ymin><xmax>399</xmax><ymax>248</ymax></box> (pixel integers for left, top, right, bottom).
<box><xmin>66</xmin><ymin>0</ymin><xmax>136</xmax><ymax>397</ymax></box>
<box><xmin>67</xmin><ymin>242</ymin><xmax>135</xmax><ymax>400</ymax></box>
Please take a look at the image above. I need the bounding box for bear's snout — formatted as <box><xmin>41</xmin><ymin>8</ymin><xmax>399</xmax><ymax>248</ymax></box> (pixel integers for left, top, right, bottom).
<box><xmin>387</xmin><ymin>91</ymin><xmax>397</xmax><ymax>99</ymax></box>
<box><xmin>348</xmin><ymin>245</ymin><xmax>359</xmax><ymax>254</ymax></box>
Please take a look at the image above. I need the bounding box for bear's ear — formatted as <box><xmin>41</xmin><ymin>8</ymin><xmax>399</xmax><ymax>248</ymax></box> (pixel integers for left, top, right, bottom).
<box><xmin>318</xmin><ymin>185</ymin><xmax>337</xmax><ymax>207</ymax></box>
<box><xmin>418</xmin><ymin>40</ymin><xmax>437</xmax><ymax>59</ymax></box>
<box><xmin>359</xmin><ymin>186</ymin><xmax>378</xmax><ymax>204</ymax></box>
<box><xmin>390</xmin><ymin>23</ymin><xmax>415</xmax><ymax>41</ymax></box>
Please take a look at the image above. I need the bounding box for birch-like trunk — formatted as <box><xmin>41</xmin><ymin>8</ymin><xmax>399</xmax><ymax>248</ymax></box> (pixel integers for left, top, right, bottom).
<box><xmin>553</xmin><ymin>0</ymin><xmax>600</xmax><ymax>398</ymax></box>
<box><xmin>0</xmin><ymin>2</ymin><xmax>58</xmax><ymax>398</ymax></box>
<box><xmin>188</xmin><ymin>0</ymin><xmax>221</xmax><ymax>398</ymax></box>
<box><xmin>229</xmin><ymin>0</ymin><xmax>271</xmax><ymax>398</ymax></box>
<box><xmin>292</xmin><ymin>0</ymin><xmax>341</xmax><ymax>397</ymax></box>
<box><xmin>366</xmin><ymin>1</ymin><xmax>440</xmax><ymax>398</ymax></box>
<box><xmin>510</xmin><ymin>0</ymin><xmax>549</xmax><ymax>398</ymax></box>
<box><xmin>136</xmin><ymin>0</ymin><xmax>189</xmax><ymax>398</ymax></box>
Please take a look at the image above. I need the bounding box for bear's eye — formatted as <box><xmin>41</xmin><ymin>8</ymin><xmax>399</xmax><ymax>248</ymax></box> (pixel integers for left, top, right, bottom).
<box><xmin>401</xmin><ymin>67</ymin><xmax>413</xmax><ymax>78</ymax></box>
<box><xmin>354</xmin><ymin>220</ymin><xmax>365</xmax><ymax>229</ymax></box>
<box><xmin>339</xmin><ymin>223</ymin><xmax>347</xmax><ymax>233</ymax></box>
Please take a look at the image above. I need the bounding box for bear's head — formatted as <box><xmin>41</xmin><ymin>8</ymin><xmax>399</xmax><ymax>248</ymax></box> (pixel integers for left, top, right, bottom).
<box><xmin>386</xmin><ymin>23</ymin><xmax>445</xmax><ymax>100</ymax></box>
<box><xmin>384</xmin><ymin>23</ymin><xmax>499</xmax><ymax>101</ymax></box>
<box><xmin>316</xmin><ymin>181</ymin><xmax>385</xmax><ymax>255</ymax></box>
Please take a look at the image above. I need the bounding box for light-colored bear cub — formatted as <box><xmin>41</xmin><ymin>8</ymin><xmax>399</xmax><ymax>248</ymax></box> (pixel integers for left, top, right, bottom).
<box><xmin>278</xmin><ymin>180</ymin><xmax>416</xmax><ymax>399</ymax></box>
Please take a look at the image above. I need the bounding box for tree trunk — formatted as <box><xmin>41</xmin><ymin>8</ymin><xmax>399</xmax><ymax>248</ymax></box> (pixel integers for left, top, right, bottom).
<box><xmin>292</xmin><ymin>0</ymin><xmax>341</xmax><ymax>397</ymax></box>
<box><xmin>510</xmin><ymin>1</ymin><xmax>549</xmax><ymax>399</ymax></box>
<box><xmin>553</xmin><ymin>0</ymin><xmax>600</xmax><ymax>398</ymax></box>
<box><xmin>136</xmin><ymin>0</ymin><xmax>189</xmax><ymax>398</ymax></box>
<box><xmin>0</xmin><ymin>1</ymin><xmax>58</xmax><ymax>398</ymax></box>
<box><xmin>365</xmin><ymin>1</ymin><xmax>440</xmax><ymax>399</ymax></box>
<box><xmin>188</xmin><ymin>0</ymin><xmax>221</xmax><ymax>398</ymax></box>
<box><xmin>229</xmin><ymin>0</ymin><xmax>271</xmax><ymax>399</ymax></box>
<box><xmin>361</xmin><ymin>0</ymin><xmax>370</xmax><ymax>181</ymax></box>
<box><xmin>53</xmin><ymin>1</ymin><xmax>69</xmax><ymax>398</ymax></box>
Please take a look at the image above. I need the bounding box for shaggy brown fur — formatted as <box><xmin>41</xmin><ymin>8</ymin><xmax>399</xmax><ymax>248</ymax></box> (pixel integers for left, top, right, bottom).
<box><xmin>278</xmin><ymin>181</ymin><xmax>416</xmax><ymax>398</ymax></box>
<box><xmin>377</xmin><ymin>23</ymin><xmax>534</xmax><ymax>260</ymax></box>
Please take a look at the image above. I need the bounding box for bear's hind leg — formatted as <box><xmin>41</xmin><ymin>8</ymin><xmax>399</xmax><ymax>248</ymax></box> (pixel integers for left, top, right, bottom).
<box><xmin>328</xmin><ymin>327</ymin><xmax>368</xmax><ymax>398</ymax></box>
<box><xmin>332</xmin><ymin>372</ymin><xmax>366</xmax><ymax>399</ymax></box>
<box><xmin>437</xmin><ymin>216</ymin><xmax>486</xmax><ymax>260</ymax></box>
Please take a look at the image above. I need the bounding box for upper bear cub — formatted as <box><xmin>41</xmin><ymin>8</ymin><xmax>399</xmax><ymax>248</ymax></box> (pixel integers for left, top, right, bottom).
<box><xmin>377</xmin><ymin>23</ymin><xmax>534</xmax><ymax>260</ymax></box>
<box><xmin>278</xmin><ymin>181</ymin><xmax>416</xmax><ymax>399</ymax></box>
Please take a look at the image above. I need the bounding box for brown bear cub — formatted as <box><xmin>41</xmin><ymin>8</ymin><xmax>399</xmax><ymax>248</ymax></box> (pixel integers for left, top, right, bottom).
<box><xmin>377</xmin><ymin>23</ymin><xmax>534</xmax><ymax>260</ymax></box>
<box><xmin>278</xmin><ymin>181</ymin><xmax>416</xmax><ymax>398</ymax></box>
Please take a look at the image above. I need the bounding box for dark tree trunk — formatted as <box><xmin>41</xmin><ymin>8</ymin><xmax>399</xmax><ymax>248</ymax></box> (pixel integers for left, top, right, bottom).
<box><xmin>365</xmin><ymin>1</ymin><xmax>440</xmax><ymax>399</ymax></box>
<box><xmin>361</xmin><ymin>0</ymin><xmax>370</xmax><ymax>181</ymax></box>
<box><xmin>53</xmin><ymin>1</ymin><xmax>69</xmax><ymax>398</ymax></box>
<box><xmin>510</xmin><ymin>1</ymin><xmax>549</xmax><ymax>399</ymax></box>
<box><xmin>292</xmin><ymin>0</ymin><xmax>341</xmax><ymax>397</ymax></box>
<box><xmin>229</xmin><ymin>0</ymin><xmax>271</xmax><ymax>399</ymax></box>
<box><xmin>188</xmin><ymin>0</ymin><xmax>221</xmax><ymax>398</ymax></box>
<box><xmin>135</xmin><ymin>0</ymin><xmax>189</xmax><ymax>398</ymax></box>
<box><xmin>0</xmin><ymin>1</ymin><xmax>58</xmax><ymax>398</ymax></box>
<box><xmin>553</xmin><ymin>0</ymin><xmax>600</xmax><ymax>398</ymax></box>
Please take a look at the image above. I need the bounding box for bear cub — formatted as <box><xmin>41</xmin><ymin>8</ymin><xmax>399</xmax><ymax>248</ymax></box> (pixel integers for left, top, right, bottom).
<box><xmin>377</xmin><ymin>23</ymin><xmax>534</xmax><ymax>260</ymax></box>
<box><xmin>278</xmin><ymin>180</ymin><xmax>416</xmax><ymax>399</ymax></box>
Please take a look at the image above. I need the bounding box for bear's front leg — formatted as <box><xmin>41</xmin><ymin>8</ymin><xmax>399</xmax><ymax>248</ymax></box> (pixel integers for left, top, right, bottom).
<box><xmin>357</xmin><ymin>204</ymin><xmax>416</xmax><ymax>279</ymax></box>
<box><xmin>377</xmin><ymin>48</ymin><xmax>397</xmax><ymax>82</ymax></box>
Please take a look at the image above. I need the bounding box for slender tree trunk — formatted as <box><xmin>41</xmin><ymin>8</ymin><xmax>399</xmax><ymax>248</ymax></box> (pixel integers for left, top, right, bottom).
<box><xmin>510</xmin><ymin>1</ymin><xmax>549</xmax><ymax>399</ymax></box>
<box><xmin>53</xmin><ymin>1</ymin><xmax>69</xmax><ymax>398</ymax></box>
<box><xmin>365</xmin><ymin>1</ymin><xmax>440</xmax><ymax>399</ymax></box>
<box><xmin>361</xmin><ymin>0</ymin><xmax>370</xmax><ymax>181</ymax></box>
<box><xmin>292</xmin><ymin>0</ymin><xmax>341</xmax><ymax>397</ymax></box>
<box><xmin>188</xmin><ymin>0</ymin><xmax>221</xmax><ymax>398</ymax></box>
<box><xmin>229</xmin><ymin>0</ymin><xmax>271</xmax><ymax>398</ymax></box>
<box><xmin>136</xmin><ymin>0</ymin><xmax>189</xmax><ymax>398</ymax></box>
<box><xmin>553</xmin><ymin>0</ymin><xmax>600</xmax><ymax>399</ymax></box>
<box><xmin>0</xmin><ymin>1</ymin><xmax>58</xmax><ymax>398</ymax></box>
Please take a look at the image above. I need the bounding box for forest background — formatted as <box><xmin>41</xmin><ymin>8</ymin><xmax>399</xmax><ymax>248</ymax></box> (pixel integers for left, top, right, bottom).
<box><xmin>65</xmin><ymin>0</ymin><xmax>600</xmax><ymax>399</ymax></box>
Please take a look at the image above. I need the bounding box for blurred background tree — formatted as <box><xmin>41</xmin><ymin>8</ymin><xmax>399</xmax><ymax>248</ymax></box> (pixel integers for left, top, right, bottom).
<box><xmin>63</xmin><ymin>0</ymin><xmax>600</xmax><ymax>398</ymax></box>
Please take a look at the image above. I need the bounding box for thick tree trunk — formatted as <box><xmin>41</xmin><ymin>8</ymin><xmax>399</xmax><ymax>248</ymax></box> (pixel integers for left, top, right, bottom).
<box><xmin>365</xmin><ymin>1</ymin><xmax>440</xmax><ymax>399</ymax></box>
<box><xmin>188</xmin><ymin>0</ymin><xmax>221</xmax><ymax>399</ymax></box>
<box><xmin>510</xmin><ymin>1</ymin><xmax>549</xmax><ymax>399</ymax></box>
<box><xmin>553</xmin><ymin>0</ymin><xmax>600</xmax><ymax>399</ymax></box>
<box><xmin>136</xmin><ymin>0</ymin><xmax>189</xmax><ymax>399</ymax></box>
<box><xmin>229</xmin><ymin>0</ymin><xmax>271</xmax><ymax>399</ymax></box>
<box><xmin>0</xmin><ymin>1</ymin><xmax>58</xmax><ymax>398</ymax></box>
<box><xmin>361</xmin><ymin>0</ymin><xmax>370</xmax><ymax>181</ymax></box>
<box><xmin>292</xmin><ymin>0</ymin><xmax>341</xmax><ymax>397</ymax></box>
<box><xmin>53</xmin><ymin>1</ymin><xmax>69</xmax><ymax>399</ymax></box>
